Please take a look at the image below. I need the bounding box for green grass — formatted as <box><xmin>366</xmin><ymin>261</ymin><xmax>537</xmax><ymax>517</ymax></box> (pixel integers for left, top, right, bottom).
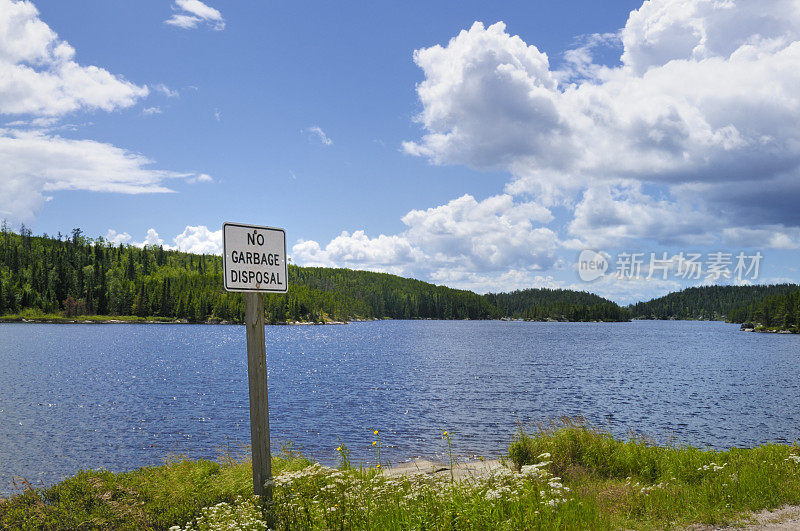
<box><xmin>3</xmin><ymin>420</ymin><xmax>800</xmax><ymax>529</ymax></box>
<box><xmin>0</xmin><ymin>446</ymin><xmax>311</xmax><ymax>530</ymax></box>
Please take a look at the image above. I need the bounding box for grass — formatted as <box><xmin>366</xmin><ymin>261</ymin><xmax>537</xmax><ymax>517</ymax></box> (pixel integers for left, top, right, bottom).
<box><xmin>3</xmin><ymin>419</ymin><xmax>800</xmax><ymax>529</ymax></box>
<box><xmin>0</xmin><ymin>445</ymin><xmax>311</xmax><ymax>530</ymax></box>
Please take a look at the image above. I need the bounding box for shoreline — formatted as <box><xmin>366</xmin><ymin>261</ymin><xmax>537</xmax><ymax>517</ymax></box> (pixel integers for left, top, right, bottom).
<box><xmin>739</xmin><ymin>322</ymin><xmax>798</xmax><ymax>334</ymax></box>
<box><xmin>0</xmin><ymin>315</ymin><xmax>355</xmax><ymax>326</ymax></box>
<box><xmin>0</xmin><ymin>315</ymin><xmax>633</xmax><ymax>325</ymax></box>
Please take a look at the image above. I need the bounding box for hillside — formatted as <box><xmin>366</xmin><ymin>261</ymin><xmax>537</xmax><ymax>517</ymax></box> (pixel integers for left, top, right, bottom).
<box><xmin>0</xmin><ymin>227</ymin><xmax>629</xmax><ymax>323</ymax></box>
<box><xmin>629</xmin><ymin>284</ymin><xmax>800</xmax><ymax>321</ymax></box>
<box><xmin>485</xmin><ymin>288</ymin><xmax>631</xmax><ymax>322</ymax></box>
<box><xmin>728</xmin><ymin>289</ymin><xmax>800</xmax><ymax>331</ymax></box>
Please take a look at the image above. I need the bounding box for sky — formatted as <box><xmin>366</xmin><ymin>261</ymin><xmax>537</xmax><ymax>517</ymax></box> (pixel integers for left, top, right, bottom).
<box><xmin>1</xmin><ymin>0</ymin><xmax>799</xmax><ymax>304</ymax></box>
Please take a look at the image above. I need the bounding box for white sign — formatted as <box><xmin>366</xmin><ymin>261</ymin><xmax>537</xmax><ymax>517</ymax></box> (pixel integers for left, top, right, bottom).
<box><xmin>223</xmin><ymin>222</ymin><xmax>288</xmax><ymax>293</ymax></box>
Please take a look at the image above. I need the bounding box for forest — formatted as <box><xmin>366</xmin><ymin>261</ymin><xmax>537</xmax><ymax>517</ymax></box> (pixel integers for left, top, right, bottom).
<box><xmin>629</xmin><ymin>284</ymin><xmax>800</xmax><ymax>324</ymax></box>
<box><xmin>485</xmin><ymin>288</ymin><xmax>631</xmax><ymax>322</ymax></box>
<box><xmin>0</xmin><ymin>227</ymin><xmax>630</xmax><ymax>323</ymax></box>
<box><xmin>727</xmin><ymin>290</ymin><xmax>800</xmax><ymax>331</ymax></box>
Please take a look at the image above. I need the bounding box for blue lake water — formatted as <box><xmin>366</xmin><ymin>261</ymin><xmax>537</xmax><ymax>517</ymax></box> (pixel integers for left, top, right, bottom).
<box><xmin>1</xmin><ymin>320</ymin><xmax>799</xmax><ymax>495</ymax></box>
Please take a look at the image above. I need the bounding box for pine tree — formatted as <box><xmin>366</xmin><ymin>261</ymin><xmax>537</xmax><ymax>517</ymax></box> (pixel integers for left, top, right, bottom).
<box><xmin>96</xmin><ymin>266</ymin><xmax>108</xmax><ymax>315</ymax></box>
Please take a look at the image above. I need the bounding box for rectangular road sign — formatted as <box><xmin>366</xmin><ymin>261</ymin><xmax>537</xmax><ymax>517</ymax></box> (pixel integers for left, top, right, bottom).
<box><xmin>223</xmin><ymin>222</ymin><xmax>288</xmax><ymax>293</ymax></box>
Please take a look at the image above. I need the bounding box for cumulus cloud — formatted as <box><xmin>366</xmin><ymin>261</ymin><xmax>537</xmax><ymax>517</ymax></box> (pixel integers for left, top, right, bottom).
<box><xmin>172</xmin><ymin>225</ymin><xmax>222</xmax><ymax>254</ymax></box>
<box><xmin>104</xmin><ymin>228</ymin><xmax>163</xmax><ymax>248</ymax></box>
<box><xmin>291</xmin><ymin>193</ymin><xmax>560</xmax><ymax>287</ymax></box>
<box><xmin>566</xmin><ymin>183</ymin><xmax>716</xmax><ymax>249</ymax></box>
<box><xmin>401</xmin><ymin>194</ymin><xmax>557</xmax><ymax>272</ymax></box>
<box><xmin>403</xmin><ymin>3</ymin><xmax>800</xmax><ymax>248</ymax></box>
<box><xmin>306</xmin><ymin>125</ymin><xmax>333</xmax><ymax>146</ymax></box>
<box><xmin>104</xmin><ymin>225</ymin><xmax>222</xmax><ymax>254</ymax></box>
<box><xmin>293</xmin><ymin>231</ymin><xmax>419</xmax><ymax>274</ymax></box>
<box><xmin>135</xmin><ymin>228</ymin><xmax>164</xmax><ymax>247</ymax></box>
<box><xmin>165</xmin><ymin>0</ymin><xmax>225</xmax><ymax>31</ymax></box>
<box><xmin>104</xmin><ymin>229</ymin><xmax>131</xmax><ymax>246</ymax></box>
<box><xmin>0</xmin><ymin>0</ymin><xmax>148</xmax><ymax>117</ymax></box>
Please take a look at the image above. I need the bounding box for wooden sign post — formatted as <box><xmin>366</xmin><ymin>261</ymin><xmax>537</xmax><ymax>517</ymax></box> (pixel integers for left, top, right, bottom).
<box><xmin>222</xmin><ymin>222</ymin><xmax>288</xmax><ymax>502</ymax></box>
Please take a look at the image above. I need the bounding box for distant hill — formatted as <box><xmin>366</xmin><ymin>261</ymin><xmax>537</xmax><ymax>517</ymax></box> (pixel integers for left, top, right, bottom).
<box><xmin>0</xmin><ymin>227</ymin><xmax>630</xmax><ymax>323</ymax></box>
<box><xmin>727</xmin><ymin>289</ymin><xmax>800</xmax><ymax>330</ymax></box>
<box><xmin>629</xmin><ymin>284</ymin><xmax>800</xmax><ymax>321</ymax></box>
<box><xmin>485</xmin><ymin>288</ymin><xmax>631</xmax><ymax>322</ymax></box>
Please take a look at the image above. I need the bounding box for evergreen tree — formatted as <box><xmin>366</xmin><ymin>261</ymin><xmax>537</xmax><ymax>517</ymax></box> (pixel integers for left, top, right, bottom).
<box><xmin>0</xmin><ymin>228</ymin><xmax>632</xmax><ymax>323</ymax></box>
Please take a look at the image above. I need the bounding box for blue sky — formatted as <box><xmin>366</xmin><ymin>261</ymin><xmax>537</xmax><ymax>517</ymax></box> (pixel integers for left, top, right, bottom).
<box><xmin>2</xmin><ymin>0</ymin><xmax>799</xmax><ymax>303</ymax></box>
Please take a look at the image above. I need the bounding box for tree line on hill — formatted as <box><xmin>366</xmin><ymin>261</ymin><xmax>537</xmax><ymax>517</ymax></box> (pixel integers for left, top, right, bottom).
<box><xmin>485</xmin><ymin>288</ymin><xmax>631</xmax><ymax>322</ymax></box>
<box><xmin>727</xmin><ymin>290</ymin><xmax>800</xmax><ymax>331</ymax></box>
<box><xmin>628</xmin><ymin>284</ymin><xmax>800</xmax><ymax>321</ymax></box>
<box><xmin>0</xmin><ymin>227</ymin><xmax>630</xmax><ymax>323</ymax></box>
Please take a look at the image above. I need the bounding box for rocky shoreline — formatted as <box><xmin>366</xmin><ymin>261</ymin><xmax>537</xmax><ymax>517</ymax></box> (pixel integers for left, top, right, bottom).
<box><xmin>739</xmin><ymin>322</ymin><xmax>798</xmax><ymax>334</ymax></box>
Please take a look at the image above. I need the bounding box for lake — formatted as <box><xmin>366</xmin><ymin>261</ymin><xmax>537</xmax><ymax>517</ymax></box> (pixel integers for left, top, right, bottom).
<box><xmin>1</xmin><ymin>320</ymin><xmax>798</xmax><ymax>496</ymax></box>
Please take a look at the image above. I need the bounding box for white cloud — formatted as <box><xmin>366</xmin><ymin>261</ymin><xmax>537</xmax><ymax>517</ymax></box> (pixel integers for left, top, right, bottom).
<box><xmin>172</xmin><ymin>225</ymin><xmax>222</xmax><ymax>254</ymax></box>
<box><xmin>428</xmin><ymin>270</ymin><xmax>562</xmax><ymax>295</ymax></box>
<box><xmin>722</xmin><ymin>226</ymin><xmax>800</xmax><ymax>250</ymax></box>
<box><xmin>0</xmin><ymin>0</ymin><xmax>148</xmax><ymax>117</ymax></box>
<box><xmin>306</xmin><ymin>125</ymin><xmax>333</xmax><ymax>146</ymax></box>
<box><xmin>402</xmin><ymin>22</ymin><xmax>560</xmax><ymax>170</ymax></box>
<box><xmin>186</xmin><ymin>173</ymin><xmax>213</xmax><ymax>184</ymax></box>
<box><xmin>133</xmin><ymin>228</ymin><xmax>164</xmax><ymax>248</ymax></box>
<box><xmin>0</xmin><ymin>2</ymin><xmax>213</xmax><ymax>224</ymax></box>
<box><xmin>0</xmin><ymin>3</ymin><xmax>218</xmax><ymax>248</ymax></box>
<box><xmin>291</xmin><ymin>193</ymin><xmax>560</xmax><ymax>288</ymax></box>
<box><xmin>0</xmin><ymin>128</ymin><xmax>213</xmax><ymax>222</ymax></box>
<box><xmin>401</xmin><ymin>194</ymin><xmax>557</xmax><ymax>272</ymax></box>
<box><xmin>103</xmin><ymin>225</ymin><xmax>222</xmax><ymax>254</ymax></box>
<box><xmin>567</xmin><ymin>183</ymin><xmax>716</xmax><ymax>249</ymax></box>
<box><xmin>293</xmin><ymin>231</ymin><xmax>419</xmax><ymax>273</ymax></box>
<box><xmin>104</xmin><ymin>229</ymin><xmax>131</xmax><ymax>245</ymax></box>
<box><xmin>164</xmin><ymin>14</ymin><xmax>202</xmax><ymax>30</ymax></box>
<box><xmin>154</xmin><ymin>83</ymin><xmax>179</xmax><ymax>98</ymax></box>
<box><xmin>403</xmin><ymin>4</ymin><xmax>800</xmax><ymax>246</ymax></box>
<box><xmin>0</xmin><ymin>129</ymin><xmax>190</xmax><ymax>222</ymax></box>
<box><xmin>165</xmin><ymin>0</ymin><xmax>225</xmax><ymax>31</ymax></box>
<box><xmin>104</xmin><ymin>225</ymin><xmax>222</xmax><ymax>254</ymax></box>
<box><xmin>619</xmin><ymin>0</ymin><xmax>800</xmax><ymax>75</ymax></box>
